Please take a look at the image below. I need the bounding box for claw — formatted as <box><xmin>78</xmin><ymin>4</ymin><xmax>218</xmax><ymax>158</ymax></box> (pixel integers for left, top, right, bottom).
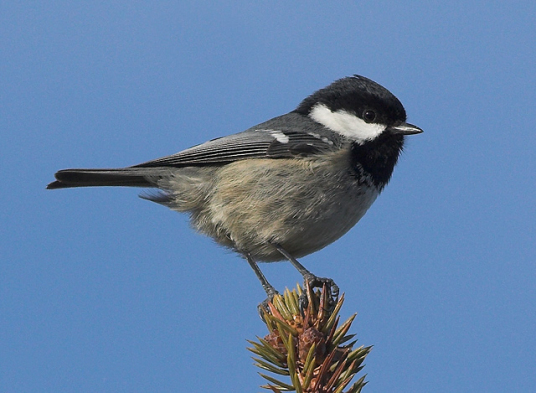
<box><xmin>269</xmin><ymin>242</ymin><xmax>339</xmax><ymax>310</ymax></box>
<box><xmin>257</xmin><ymin>288</ymin><xmax>279</xmax><ymax>321</ymax></box>
<box><xmin>301</xmin><ymin>274</ymin><xmax>339</xmax><ymax>313</ymax></box>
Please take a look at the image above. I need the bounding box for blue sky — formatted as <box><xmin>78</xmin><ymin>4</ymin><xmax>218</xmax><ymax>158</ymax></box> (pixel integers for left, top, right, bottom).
<box><xmin>1</xmin><ymin>1</ymin><xmax>535</xmax><ymax>392</ymax></box>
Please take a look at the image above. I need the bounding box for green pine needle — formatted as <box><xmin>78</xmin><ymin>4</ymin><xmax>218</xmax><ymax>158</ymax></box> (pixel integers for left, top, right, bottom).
<box><xmin>249</xmin><ymin>283</ymin><xmax>372</xmax><ymax>392</ymax></box>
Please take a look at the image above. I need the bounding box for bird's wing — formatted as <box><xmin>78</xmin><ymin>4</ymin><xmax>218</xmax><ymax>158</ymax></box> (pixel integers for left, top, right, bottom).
<box><xmin>133</xmin><ymin>122</ymin><xmax>339</xmax><ymax>168</ymax></box>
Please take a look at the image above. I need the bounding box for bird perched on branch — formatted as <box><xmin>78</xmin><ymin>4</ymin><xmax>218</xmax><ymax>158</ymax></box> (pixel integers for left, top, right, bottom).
<box><xmin>48</xmin><ymin>75</ymin><xmax>422</xmax><ymax>297</ymax></box>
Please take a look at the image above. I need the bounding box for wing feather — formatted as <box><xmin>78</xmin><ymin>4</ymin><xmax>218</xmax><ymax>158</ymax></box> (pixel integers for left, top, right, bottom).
<box><xmin>133</xmin><ymin>126</ymin><xmax>338</xmax><ymax>168</ymax></box>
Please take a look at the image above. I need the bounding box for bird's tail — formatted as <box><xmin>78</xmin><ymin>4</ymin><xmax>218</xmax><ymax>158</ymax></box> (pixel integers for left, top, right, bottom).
<box><xmin>46</xmin><ymin>168</ymin><xmax>163</xmax><ymax>189</ymax></box>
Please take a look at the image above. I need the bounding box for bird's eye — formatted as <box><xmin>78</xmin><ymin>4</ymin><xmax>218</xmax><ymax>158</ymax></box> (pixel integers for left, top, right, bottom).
<box><xmin>363</xmin><ymin>110</ymin><xmax>376</xmax><ymax>123</ymax></box>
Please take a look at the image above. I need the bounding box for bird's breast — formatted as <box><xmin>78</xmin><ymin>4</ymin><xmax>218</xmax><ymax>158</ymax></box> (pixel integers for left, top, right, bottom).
<box><xmin>199</xmin><ymin>151</ymin><xmax>380</xmax><ymax>261</ymax></box>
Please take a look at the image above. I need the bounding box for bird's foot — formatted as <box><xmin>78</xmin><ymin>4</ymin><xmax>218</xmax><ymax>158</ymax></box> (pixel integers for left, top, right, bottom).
<box><xmin>299</xmin><ymin>274</ymin><xmax>339</xmax><ymax>315</ymax></box>
<box><xmin>257</xmin><ymin>286</ymin><xmax>279</xmax><ymax>321</ymax></box>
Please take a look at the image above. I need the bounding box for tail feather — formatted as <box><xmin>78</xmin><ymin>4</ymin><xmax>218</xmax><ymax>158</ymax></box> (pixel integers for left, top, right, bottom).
<box><xmin>47</xmin><ymin>168</ymin><xmax>159</xmax><ymax>189</ymax></box>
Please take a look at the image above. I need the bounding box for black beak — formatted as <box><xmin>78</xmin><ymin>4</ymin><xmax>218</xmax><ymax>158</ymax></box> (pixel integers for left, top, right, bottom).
<box><xmin>388</xmin><ymin>122</ymin><xmax>423</xmax><ymax>135</ymax></box>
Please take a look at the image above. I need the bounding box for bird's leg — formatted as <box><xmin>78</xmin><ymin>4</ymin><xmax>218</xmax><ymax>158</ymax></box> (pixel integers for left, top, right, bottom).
<box><xmin>245</xmin><ymin>253</ymin><xmax>278</xmax><ymax>298</ymax></box>
<box><xmin>270</xmin><ymin>242</ymin><xmax>339</xmax><ymax>312</ymax></box>
<box><xmin>244</xmin><ymin>253</ymin><xmax>279</xmax><ymax>318</ymax></box>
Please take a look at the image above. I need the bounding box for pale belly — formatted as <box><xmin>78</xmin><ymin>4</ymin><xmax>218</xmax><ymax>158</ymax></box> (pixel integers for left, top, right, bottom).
<box><xmin>191</xmin><ymin>157</ymin><xmax>380</xmax><ymax>261</ymax></box>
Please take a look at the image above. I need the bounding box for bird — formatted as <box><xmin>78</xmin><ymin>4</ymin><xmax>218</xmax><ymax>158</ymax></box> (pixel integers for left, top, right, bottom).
<box><xmin>47</xmin><ymin>75</ymin><xmax>422</xmax><ymax>297</ymax></box>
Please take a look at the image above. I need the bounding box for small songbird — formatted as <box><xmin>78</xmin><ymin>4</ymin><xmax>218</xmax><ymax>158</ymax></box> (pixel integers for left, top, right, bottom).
<box><xmin>48</xmin><ymin>75</ymin><xmax>422</xmax><ymax>296</ymax></box>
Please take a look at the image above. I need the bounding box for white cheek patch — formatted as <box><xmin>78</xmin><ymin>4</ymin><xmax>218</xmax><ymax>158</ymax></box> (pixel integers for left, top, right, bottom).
<box><xmin>309</xmin><ymin>103</ymin><xmax>386</xmax><ymax>143</ymax></box>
